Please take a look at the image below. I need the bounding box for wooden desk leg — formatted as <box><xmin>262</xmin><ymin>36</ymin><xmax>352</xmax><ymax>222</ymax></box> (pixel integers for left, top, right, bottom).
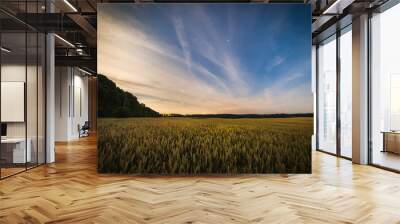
<box><xmin>382</xmin><ymin>133</ymin><xmax>386</xmax><ymax>153</ymax></box>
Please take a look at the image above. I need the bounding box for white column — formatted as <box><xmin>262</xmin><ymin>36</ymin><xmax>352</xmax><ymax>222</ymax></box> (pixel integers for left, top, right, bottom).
<box><xmin>46</xmin><ymin>33</ymin><xmax>55</xmax><ymax>163</ymax></box>
<box><xmin>45</xmin><ymin>0</ymin><xmax>56</xmax><ymax>163</ymax></box>
<box><xmin>352</xmin><ymin>14</ymin><xmax>369</xmax><ymax>164</ymax></box>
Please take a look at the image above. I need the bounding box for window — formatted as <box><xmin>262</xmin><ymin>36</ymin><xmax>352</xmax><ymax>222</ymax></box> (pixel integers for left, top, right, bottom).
<box><xmin>390</xmin><ymin>74</ymin><xmax>400</xmax><ymax>130</ymax></box>
<box><xmin>0</xmin><ymin>2</ymin><xmax>46</xmax><ymax>179</ymax></box>
<box><xmin>317</xmin><ymin>35</ymin><xmax>337</xmax><ymax>154</ymax></box>
<box><xmin>339</xmin><ymin>27</ymin><xmax>352</xmax><ymax>158</ymax></box>
<box><xmin>370</xmin><ymin>2</ymin><xmax>400</xmax><ymax>171</ymax></box>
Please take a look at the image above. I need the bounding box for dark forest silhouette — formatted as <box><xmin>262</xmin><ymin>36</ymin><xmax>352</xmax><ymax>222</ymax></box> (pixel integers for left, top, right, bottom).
<box><xmin>98</xmin><ymin>75</ymin><xmax>160</xmax><ymax>117</ymax></box>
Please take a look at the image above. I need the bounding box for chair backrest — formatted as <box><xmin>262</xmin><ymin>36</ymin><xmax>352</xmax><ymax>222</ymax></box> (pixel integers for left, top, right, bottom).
<box><xmin>83</xmin><ymin>121</ymin><xmax>90</xmax><ymax>129</ymax></box>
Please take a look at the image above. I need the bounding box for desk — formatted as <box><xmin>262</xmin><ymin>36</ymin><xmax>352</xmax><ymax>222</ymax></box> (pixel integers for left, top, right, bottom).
<box><xmin>1</xmin><ymin>138</ymin><xmax>31</xmax><ymax>163</ymax></box>
<box><xmin>382</xmin><ymin>131</ymin><xmax>400</xmax><ymax>154</ymax></box>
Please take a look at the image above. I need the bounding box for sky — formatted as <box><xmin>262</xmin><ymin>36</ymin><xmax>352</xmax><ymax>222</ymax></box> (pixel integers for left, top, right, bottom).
<box><xmin>98</xmin><ymin>4</ymin><xmax>312</xmax><ymax>115</ymax></box>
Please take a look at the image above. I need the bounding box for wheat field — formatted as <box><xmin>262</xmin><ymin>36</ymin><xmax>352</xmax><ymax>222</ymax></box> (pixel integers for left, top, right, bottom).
<box><xmin>98</xmin><ymin>117</ymin><xmax>313</xmax><ymax>174</ymax></box>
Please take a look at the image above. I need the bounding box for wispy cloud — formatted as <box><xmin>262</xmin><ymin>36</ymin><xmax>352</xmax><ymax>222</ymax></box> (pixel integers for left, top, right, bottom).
<box><xmin>172</xmin><ymin>17</ymin><xmax>192</xmax><ymax>74</ymax></box>
<box><xmin>264</xmin><ymin>56</ymin><xmax>286</xmax><ymax>73</ymax></box>
<box><xmin>273</xmin><ymin>56</ymin><xmax>286</xmax><ymax>67</ymax></box>
<box><xmin>98</xmin><ymin>4</ymin><xmax>312</xmax><ymax>115</ymax></box>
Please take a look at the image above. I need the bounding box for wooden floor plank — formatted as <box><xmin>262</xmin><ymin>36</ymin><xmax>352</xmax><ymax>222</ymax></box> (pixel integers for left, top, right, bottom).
<box><xmin>0</xmin><ymin>135</ymin><xmax>400</xmax><ymax>223</ymax></box>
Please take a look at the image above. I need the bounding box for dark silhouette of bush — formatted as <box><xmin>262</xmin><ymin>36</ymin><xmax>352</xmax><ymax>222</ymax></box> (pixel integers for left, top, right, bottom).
<box><xmin>98</xmin><ymin>74</ymin><xmax>160</xmax><ymax>118</ymax></box>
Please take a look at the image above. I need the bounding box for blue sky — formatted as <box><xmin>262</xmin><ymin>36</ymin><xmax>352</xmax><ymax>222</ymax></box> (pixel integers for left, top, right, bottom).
<box><xmin>98</xmin><ymin>4</ymin><xmax>312</xmax><ymax>114</ymax></box>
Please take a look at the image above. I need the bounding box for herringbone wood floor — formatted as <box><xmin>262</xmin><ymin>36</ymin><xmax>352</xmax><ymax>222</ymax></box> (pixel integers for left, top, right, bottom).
<box><xmin>1</xmin><ymin>136</ymin><xmax>400</xmax><ymax>224</ymax></box>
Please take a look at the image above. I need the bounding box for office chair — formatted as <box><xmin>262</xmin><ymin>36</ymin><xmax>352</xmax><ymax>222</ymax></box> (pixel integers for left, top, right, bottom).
<box><xmin>79</xmin><ymin>121</ymin><xmax>90</xmax><ymax>138</ymax></box>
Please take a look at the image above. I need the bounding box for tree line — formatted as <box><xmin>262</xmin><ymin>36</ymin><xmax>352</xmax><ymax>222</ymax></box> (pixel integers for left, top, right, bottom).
<box><xmin>163</xmin><ymin>113</ymin><xmax>313</xmax><ymax>119</ymax></box>
<box><xmin>97</xmin><ymin>74</ymin><xmax>313</xmax><ymax>119</ymax></box>
<box><xmin>98</xmin><ymin>74</ymin><xmax>160</xmax><ymax>118</ymax></box>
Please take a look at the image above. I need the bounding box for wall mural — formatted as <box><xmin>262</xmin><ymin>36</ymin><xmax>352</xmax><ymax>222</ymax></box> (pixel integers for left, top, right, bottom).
<box><xmin>97</xmin><ymin>3</ymin><xmax>312</xmax><ymax>174</ymax></box>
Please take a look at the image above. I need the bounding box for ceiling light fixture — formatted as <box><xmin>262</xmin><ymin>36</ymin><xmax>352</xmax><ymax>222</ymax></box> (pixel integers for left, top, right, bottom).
<box><xmin>54</xmin><ymin>34</ymin><xmax>75</xmax><ymax>48</ymax></box>
<box><xmin>322</xmin><ymin>0</ymin><xmax>354</xmax><ymax>15</ymax></box>
<box><xmin>76</xmin><ymin>48</ymin><xmax>86</xmax><ymax>56</ymax></box>
<box><xmin>78</xmin><ymin>67</ymin><xmax>93</xmax><ymax>76</ymax></box>
<box><xmin>63</xmin><ymin>0</ymin><xmax>78</xmax><ymax>12</ymax></box>
<box><xmin>323</xmin><ymin>0</ymin><xmax>341</xmax><ymax>14</ymax></box>
<box><xmin>1</xmin><ymin>47</ymin><xmax>11</xmax><ymax>53</ymax></box>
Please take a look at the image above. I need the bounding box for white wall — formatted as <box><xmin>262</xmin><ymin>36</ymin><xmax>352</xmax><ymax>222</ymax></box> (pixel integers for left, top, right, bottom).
<box><xmin>55</xmin><ymin>67</ymin><xmax>70</xmax><ymax>141</ymax></box>
<box><xmin>55</xmin><ymin>67</ymin><xmax>89</xmax><ymax>141</ymax></box>
<box><xmin>1</xmin><ymin>65</ymin><xmax>26</xmax><ymax>139</ymax></box>
<box><xmin>71</xmin><ymin>72</ymin><xmax>89</xmax><ymax>138</ymax></box>
<box><xmin>1</xmin><ymin>63</ymin><xmax>46</xmax><ymax>164</ymax></box>
<box><xmin>1</xmin><ymin>65</ymin><xmax>40</xmax><ymax>138</ymax></box>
